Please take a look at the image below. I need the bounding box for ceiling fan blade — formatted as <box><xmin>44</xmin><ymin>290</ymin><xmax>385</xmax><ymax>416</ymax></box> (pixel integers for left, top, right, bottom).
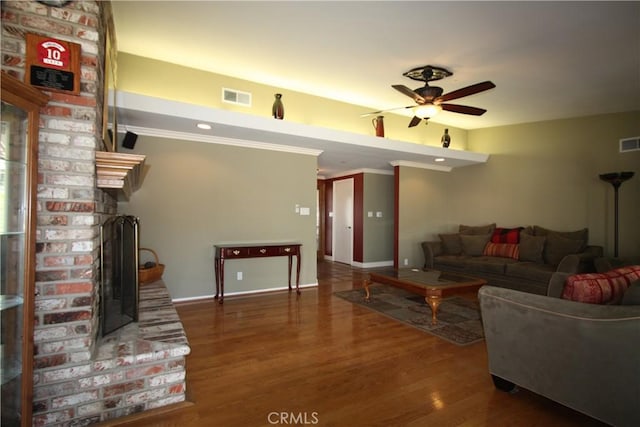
<box><xmin>408</xmin><ymin>116</ymin><xmax>422</xmax><ymax>127</ymax></box>
<box><xmin>441</xmin><ymin>103</ymin><xmax>487</xmax><ymax>116</ymax></box>
<box><xmin>436</xmin><ymin>81</ymin><xmax>496</xmax><ymax>103</ymax></box>
<box><xmin>392</xmin><ymin>84</ymin><xmax>426</xmax><ymax>104</ymax></box>
<box><xmin>360</xmin><ymin>105</ymin><xmax>414</xmax><ymax>117</ymax></box>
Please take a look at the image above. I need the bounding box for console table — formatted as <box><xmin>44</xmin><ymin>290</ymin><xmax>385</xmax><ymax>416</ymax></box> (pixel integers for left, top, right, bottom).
<box><xmin>214</xmin><ymin>242</ymin><xmax>301</xmax><ymax>304</ymax></box>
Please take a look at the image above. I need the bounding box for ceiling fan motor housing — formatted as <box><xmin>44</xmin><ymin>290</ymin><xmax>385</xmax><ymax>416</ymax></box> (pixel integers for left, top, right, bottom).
<box><xmin>415</xmin><ymin>86</ymin><xmax>444</xmax><ymax>102</ymax></box>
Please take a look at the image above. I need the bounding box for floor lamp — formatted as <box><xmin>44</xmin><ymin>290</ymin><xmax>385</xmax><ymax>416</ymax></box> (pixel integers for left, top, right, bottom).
<box><xmin>599</xmin><ymin>171</ymin><xmax>634</xmax><ymax>257</ymax></box>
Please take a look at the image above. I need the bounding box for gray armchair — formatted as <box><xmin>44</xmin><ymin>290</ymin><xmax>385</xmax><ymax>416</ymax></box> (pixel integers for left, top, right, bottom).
<box><xmin>479</xmin><ymin>285</ymin><xmax>640</xmax><ymax>427</ymax></box>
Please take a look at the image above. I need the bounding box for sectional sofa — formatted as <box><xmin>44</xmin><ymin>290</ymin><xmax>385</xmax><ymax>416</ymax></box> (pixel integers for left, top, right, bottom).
<box><xmin>421</xmin><ymin>223</ymin><xmax>603</xmax><ymax>295</ymax></box>
<box><xmin>479</xmin><ymin>259</ymin><xmax>640</xmax><ymax>426</ymax></box>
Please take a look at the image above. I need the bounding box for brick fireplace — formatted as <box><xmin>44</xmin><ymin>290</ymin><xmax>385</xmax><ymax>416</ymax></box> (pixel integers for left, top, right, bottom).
<box><xmin>1</xmin><ymin>1</ymin><xmax>190</xmax><ymax>425</ymax></box>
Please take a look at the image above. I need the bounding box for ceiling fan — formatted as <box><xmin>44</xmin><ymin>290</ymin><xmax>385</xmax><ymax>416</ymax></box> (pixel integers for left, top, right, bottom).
<box><xmin>364</xmin><ymin>65</ymin><xmax>496</xmax><ymax>127</ymax></box>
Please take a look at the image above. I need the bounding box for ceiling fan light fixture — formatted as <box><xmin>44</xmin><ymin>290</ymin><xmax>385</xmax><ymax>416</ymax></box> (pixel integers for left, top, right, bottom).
<box><xmin>414</xmin><ymin>104</ymin><xmax>441</xmax><ymax>118</ymax></box>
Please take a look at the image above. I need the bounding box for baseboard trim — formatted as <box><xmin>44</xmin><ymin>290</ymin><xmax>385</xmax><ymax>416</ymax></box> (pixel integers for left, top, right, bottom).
<box><xmin>322</xmin><ymin>256</ymin><xmax>393</xmax><ymax>269</ymax></box>
<box><xmin>173</xmin><ymin>282</ymin><xmax>319</xmax><ymax>304</ymax></box>
<box><xmin>351</xmin><ymin>260</ymin><xmax>394</xmax><ymax>268</ymax></box>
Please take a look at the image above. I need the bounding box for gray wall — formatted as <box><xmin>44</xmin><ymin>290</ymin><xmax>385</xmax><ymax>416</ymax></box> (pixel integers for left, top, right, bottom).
<box><xmin>397</xmin><ymin>111</ymin><xmax>640</xmax><ymax>266</ymax></box>
<box><xmin>363</xmin><ymin>173</ymin><xmax>395</xmax><ymax>264</ymax></box>
<box><xmin>118</xmin><ymin>136</ymin><xmax>318</xmax><ymax>300</ymax></box>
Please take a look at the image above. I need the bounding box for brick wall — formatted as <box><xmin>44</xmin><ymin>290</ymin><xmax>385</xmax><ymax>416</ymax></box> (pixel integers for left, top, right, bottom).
<box><xmin>2</xmin><ymin>2</ymin><xmax>189</xmax><ymax>425</ymax></box>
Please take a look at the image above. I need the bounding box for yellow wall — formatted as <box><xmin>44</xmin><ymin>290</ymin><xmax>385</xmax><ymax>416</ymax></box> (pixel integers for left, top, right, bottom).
<box><xmin>116</xmin><ymin>52</ymin><xmax>469</xmax><ymax>149</ymax></box>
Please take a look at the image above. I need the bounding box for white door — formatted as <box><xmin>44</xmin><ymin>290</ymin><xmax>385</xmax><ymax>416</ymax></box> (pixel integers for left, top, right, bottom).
<box><xmin>333</xmin><ymin>178</ymin><xmax>353</xmax><ymax>264</ymax></box>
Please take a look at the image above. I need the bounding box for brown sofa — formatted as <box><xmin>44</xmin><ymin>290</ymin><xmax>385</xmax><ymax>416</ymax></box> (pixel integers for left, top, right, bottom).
<box><xmin>421</xmin><ymin>224</ymin><xmax>603</xmax><ymax>295</ymax></box>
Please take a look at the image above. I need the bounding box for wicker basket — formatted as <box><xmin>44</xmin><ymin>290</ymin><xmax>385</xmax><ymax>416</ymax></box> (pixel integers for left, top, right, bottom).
<box><xmin>138</xmin><ymin>247</ymin><xmax>165</xmax><ymax>285</ymax></box>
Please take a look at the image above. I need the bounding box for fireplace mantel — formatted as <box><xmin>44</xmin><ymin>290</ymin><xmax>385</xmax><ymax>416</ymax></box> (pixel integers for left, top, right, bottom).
<box><xmin>96</xmin><ymin>151</ymin><xmax>146</xmax><ymax>199</ymax></box>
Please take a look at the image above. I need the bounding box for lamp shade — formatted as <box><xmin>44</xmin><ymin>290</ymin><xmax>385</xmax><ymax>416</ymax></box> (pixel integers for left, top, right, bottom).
<box><xmin>414</xmin><ymin>104</ymin><xmax>441</xmax><ymax>118</ymax></box>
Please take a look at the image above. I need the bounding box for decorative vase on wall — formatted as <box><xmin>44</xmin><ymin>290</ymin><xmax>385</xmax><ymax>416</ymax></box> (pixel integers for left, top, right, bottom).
<box><xmin>372</xmin><ymin>115</ymin><xmax>385</xmax><ymax>137</ymax></box>
<box><xmin>441</xmin><ymin>128</ymin><xmax>451</xmax><ymax>148</ymax></box>
<box><xmin>272</xmin><ymin>93</ymin><xmax>284</xmax><ymax>119</ymax></box>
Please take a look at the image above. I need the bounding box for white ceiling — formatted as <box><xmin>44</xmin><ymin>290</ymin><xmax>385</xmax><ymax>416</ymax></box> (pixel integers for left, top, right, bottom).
<box><xmin>111</xmin><ymin>1</ymin><xmax>640</xmax><ymax>175</ymax></box>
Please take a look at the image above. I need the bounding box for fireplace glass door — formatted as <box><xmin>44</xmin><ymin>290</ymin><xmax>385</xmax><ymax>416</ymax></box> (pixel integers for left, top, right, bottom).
<box><xmin>100</xmin><ymin>215</ymin><xmax>139</xmax><ymax>336</ymax></box>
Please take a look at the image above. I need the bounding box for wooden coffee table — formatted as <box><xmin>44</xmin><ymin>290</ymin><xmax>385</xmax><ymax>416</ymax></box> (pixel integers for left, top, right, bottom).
<box><xmin>364</xmin><ymin>268</ymin><xmax>487</xmax><ymax>325</ymax></box>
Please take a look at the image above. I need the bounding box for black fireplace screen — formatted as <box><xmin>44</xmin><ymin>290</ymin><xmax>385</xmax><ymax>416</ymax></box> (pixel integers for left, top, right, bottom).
<box><xmin>100</xmin><ymin>215</ymin><xmax>139</xmax><ymax>336</ymax></box>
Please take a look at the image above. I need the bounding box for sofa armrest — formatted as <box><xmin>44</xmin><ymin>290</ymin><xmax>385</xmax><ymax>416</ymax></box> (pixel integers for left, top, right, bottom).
<box><xmin>576</xmin><ymin>245</ymin><xmax>604</xmax><ymax>271</ymax></box>
<box><xmin>547</xmin><ymin>272</ymin><xmax>570</xmax><ymax>297</ymax></box>
<box><xmin>556</xmin><ymin>254</ymin><xmax>580</xmax><ymax>273</ymax></box>
<box><xmin>556</xmin><ymin>245</ymin><xmax>604</xmax><ymax>274</ymax></box>
<box><xmin>479</xmin><ymin>285</ymin><xmax>640</xmax><ymax>427</ymax></box>
<box><xmin>421</xmin><ymin>241</ymin><xmax>442</xmax><ymax>269</ymax></box>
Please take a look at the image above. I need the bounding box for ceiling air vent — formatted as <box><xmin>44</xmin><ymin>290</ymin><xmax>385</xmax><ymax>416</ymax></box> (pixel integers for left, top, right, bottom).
<box><xmin>222</xmin><ymin>88</ymin><xmax>251</xmax><ymax>107</ymax></box>
<box><xmin>620</xmin><ymin>136</ymin><xmax>640</xmax><ymax>153</ymax></box>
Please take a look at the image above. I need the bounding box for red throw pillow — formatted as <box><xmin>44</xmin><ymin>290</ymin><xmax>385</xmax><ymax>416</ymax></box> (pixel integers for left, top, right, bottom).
<box><xmin>562</xmin><ymin>267</ymin><xmax>640</xmax><ymax>304</ymax></box>
<box><xmin>483</xmin><ymin>242</ymin><xmax>520</xmax><ymax>260</ymax></box>
<box><xmin>491</xmin><ymin>227</ymin><xmax>524</xmax><ymax>244</ymax></box>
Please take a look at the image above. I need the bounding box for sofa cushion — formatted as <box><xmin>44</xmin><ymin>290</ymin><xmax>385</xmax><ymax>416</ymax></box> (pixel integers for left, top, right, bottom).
<box><xmin>438</xmin><ymin>233</ymin><xmax>463</xmax><ymax>255</ymax></box>
<box><xmin>519</xmin><ymin>233</ymin><xmax>546</xmax><ymax>263</ymax></box>
<box><xmin>533</xmin><ymin>226</ymin><xmax>588</xmax><ymax>245</ymax></box>
<box><xmin>560</xmin><ymin>266</ymin><xmax>640</xmax><ymax>304</ymax></box>
<box><xmin>466</xmin><ymin>256</ymin><xmax>518</xmax><ymax>274</ymax></box>
<box><xmin>483</xmin><ymin>242</ymin><xmax>520</xmax><ymax>260</ymax></box>
<box><xmin>459</xmin><ymin>223</ymin><xmax>496</xmax><ymax>235</ymax></box>
<box><xmin>544</xmin><ymin>234</ymin><xmax>584</xmax><ymax>266</ymax></box>
<box><xmin>491</xmin><ymin>227</ymin><xmax>524</xmax><ymax>244</ymax></box>
<box><xmin>460</xmin><ymin>234</ymin><xmax>491</xmax><ymax>256</ymax></box>
<box><xmin>506</xmin><ymin>262</ymin><xmax>555</xmax><ymax>283</ymax></box>
<box><xmin>434</xmin><ymin>255</ymin><xmax>471</xmax><ymax>269</ymax></box>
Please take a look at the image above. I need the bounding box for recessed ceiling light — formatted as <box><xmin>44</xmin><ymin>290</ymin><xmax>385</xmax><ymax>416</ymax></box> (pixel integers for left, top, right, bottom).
<box><xmin>197</xmin><ymin>123</ymin><xmax>211</xmax><ymax>130</ymax></box>
<box><xmin>435</xmin><ymin>158</ymin><xmax>446</xmax><ymax>162</ymax></box>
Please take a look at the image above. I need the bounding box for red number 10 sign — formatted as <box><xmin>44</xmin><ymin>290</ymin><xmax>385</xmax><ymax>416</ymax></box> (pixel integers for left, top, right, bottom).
<box><xmin>25</xmin><ymin>33</ymin><xmax>80</xmax><ymax>95</ymax></box>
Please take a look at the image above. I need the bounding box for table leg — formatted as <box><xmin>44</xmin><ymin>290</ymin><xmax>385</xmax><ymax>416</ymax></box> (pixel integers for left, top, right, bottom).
<box><xmin>425</xmin><ymin>293</ymin><xmax>441</xmax><ymax>325</ymax></box>
<box><xmin>364</xmin><ymin>278</ymin><xmax>371</xmax><ymax>302</ymax></box>
<box><xmin>218</xmin><ymin>258</ymin><xmax>225</xmax><ymax>304</ymax></box>
<box><xmin>214</xmin><ymin>257</ymin><xmax>220</xmax><ymax>300</ymax></box>
<box><xmin>295</xmin><ymin>253</ymin><xmax>301</xmax><ymax>295</ymax></box>
<box><xmin>287</xmin><ymin>255</ymin><xmax>293</xmax><ymax>291</ymax></box>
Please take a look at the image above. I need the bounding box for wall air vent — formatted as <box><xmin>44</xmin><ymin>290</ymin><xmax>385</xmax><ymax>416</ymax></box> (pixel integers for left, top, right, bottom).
<box><xmin>619</xmin><ymin>136</ymin><xmax>640</xmax><ymax>153</ymax></box>
<box><xmin>222</xmin><ymin>88</ymin><xmax>252</xmax><ymax>107</ymax></box>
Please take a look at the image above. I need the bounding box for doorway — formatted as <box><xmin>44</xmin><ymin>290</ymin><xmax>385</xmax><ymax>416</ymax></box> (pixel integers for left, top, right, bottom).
<box><xmin>332</xmin><ymin>178</ymin><xmax>354</xmax><ymax>265</ymax></box>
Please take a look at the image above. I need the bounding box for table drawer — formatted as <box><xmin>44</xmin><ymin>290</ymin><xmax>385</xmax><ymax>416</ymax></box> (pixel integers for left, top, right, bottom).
<box><xmin>248</xmin><ymin>246</ymin><xmax>280</xmax><ymax>257</ymax></box>
<box><xmin>222</xmin><ymin>247</ymin><xmax>250</xmax><ymax>258</ymax></box>
<box><xmin>278</xmin><ymin>245</ymin><xmax>299</xmax><ymax>255</ymax></box>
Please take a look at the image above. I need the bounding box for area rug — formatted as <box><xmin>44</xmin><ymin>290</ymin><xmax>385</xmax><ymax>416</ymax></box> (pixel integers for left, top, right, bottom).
<box><xmin>334</xmin><ymin>284</ymin><xmax>484</xmax><ymax>346</ymax></box>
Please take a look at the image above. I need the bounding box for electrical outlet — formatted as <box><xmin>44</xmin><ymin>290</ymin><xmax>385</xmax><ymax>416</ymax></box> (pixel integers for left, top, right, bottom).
<box><xmin>404</xmin><ymin>258</ymin><xmax>409</xmax><ymax>266</ymax></box>
<box><xmin>237</xmin><ymin>272</ymin><xmax>243</xmax><ymax>280</ymax></box>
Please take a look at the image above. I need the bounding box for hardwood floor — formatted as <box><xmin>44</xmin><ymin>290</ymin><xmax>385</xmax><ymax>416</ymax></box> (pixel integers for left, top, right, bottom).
<box><xmin>116</xmin><ymin>261</ymin><xmax>607</xmax><ymax>426</ymax></box>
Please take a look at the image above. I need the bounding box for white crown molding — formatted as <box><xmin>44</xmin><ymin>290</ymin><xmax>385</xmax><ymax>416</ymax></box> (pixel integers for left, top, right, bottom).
<box><xmin>324</xmin><ymin>168</ymin><xmax>395</xmax><ymax>179</ymax></box>
<box><xmin>389</xmin><ymin>160</ymin><xmax>452</xmax><ymax>172</ymax></box>
<box><xmin>117</xmin><ymin>124</ymin><xmax>323</xmax><ymax>157</ymax></box>
<box><xmin>114</xmin><ymin>91</ymin><xmax>489</xmax><ymax>175</ymax></box>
